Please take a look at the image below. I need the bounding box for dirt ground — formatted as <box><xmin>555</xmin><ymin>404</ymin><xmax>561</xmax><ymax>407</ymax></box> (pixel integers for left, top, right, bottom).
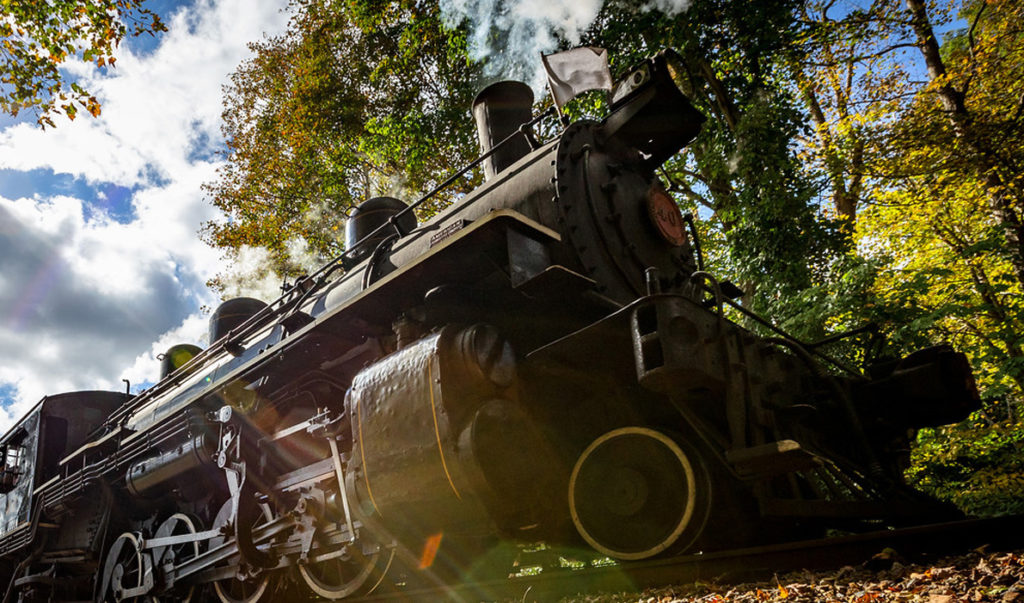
<box><xmin>560</xmin><ymin>548</ymin><xmax>1024</xmax><ymax>602</ymax></box>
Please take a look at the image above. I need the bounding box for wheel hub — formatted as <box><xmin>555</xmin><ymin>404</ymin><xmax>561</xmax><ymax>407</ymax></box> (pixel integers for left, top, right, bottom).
<box><xmin>604</xmin><ymin>465</ymin><xmax>650</xmax><ymax>516</ymax></box>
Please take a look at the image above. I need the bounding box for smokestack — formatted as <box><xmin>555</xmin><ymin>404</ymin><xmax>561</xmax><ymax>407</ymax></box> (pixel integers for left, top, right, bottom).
<box><xmin>472</xmin><ymin>81</ymin><xmax>534</xmax><ymax>180</ymax></box>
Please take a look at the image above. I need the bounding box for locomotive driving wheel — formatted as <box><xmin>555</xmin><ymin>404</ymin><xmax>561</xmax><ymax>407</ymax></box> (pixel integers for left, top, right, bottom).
<box><xmin>101</xmin><ymin>532</ymin><xmax>152</xmax><ymax>602</ymax></box>
<box><xmin>298</xmin><ymin>541</ymin><xmax>395</xmax><ymax>599</ymax></box>
<box><xmin>569</xmin><ymin>427</ymin><xmax>713</xmax><ymax>560</ymax></box>
<box><xmin>210</xmin><ymin>499</ymin><xmax>276</xmax><ymax>603</ymax></box>
<box><xmin>150</xmin><ymin>513</ymin><xmax>201</xmax><ymax>602</ymax></box>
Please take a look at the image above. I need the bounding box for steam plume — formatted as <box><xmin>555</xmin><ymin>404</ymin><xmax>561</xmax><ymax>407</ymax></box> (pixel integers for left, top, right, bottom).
<box><xmin>440</xmin><ymin>0</ymin><xmax>693</xmax><ymax>91</ymax></box>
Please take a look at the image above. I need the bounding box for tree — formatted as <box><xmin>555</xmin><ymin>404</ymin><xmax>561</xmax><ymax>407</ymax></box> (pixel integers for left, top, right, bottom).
<box><xmin>794</xmin><ymin>0</ymin><xmax>1024</xmax><ymax>286</ymax></box>
<box><xmin>790</xmin><ymin>0</ymin><xmax>918</xmax><ymax>227</ymax></box>
<box><xmin>903</xmin><ymin>0</ymin><xmax>1024</xmax><ymax>288</ymax></box>
<box><xmin>0</xmin><ymin>0</ymin><xmax>166</xmax><ymax>127</ymax></box>
<box><xmin>815</xmin><ymin>0</ymin><xmax>1024</xmax><ymax>514</ymax></box>
<box><xmin>581</xmin><ymin>0</ymin><xmax>847</xmax><ymax>333</ymax></box>
<box><xmin>202</xmin><ymin>0</ymin><xmax>482</xmax><ymax>289</ymax></box>
<box><xmin>824</xmin><ymin>0</ymin><xmax>1024</xmax><ymax>399</ymax></box>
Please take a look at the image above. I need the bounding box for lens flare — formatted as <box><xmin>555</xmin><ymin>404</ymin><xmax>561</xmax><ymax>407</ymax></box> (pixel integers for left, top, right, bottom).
<box><xmin>418</xmin><ymin>532</ymin><xmax>444</xmax><ymax>570</ymax></box>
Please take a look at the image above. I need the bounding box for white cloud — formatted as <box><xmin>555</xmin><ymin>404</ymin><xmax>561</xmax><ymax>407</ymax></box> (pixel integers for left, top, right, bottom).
<box><xmin>0</xmin><ymin>194</ymin><xmax>211</xmax><ymax>428</ymax></box>
<box><xmin>0</xmin><ymin>0</ymin><xmax>290</xmax><ymax>432</ymax></box>
<box><xmin>121</xmin><ymin>311</ymin><xmax>212</xmax><ymax>386</ymax></box>
<box><xmin>642</xmin><ymin>0</ymin><xmax>692</xmax><ymax>15</ymax></box>
<box><xmin>0</xmin><ymin>0</ymin><xmax>287</xmax><ymax>187</ymax></box>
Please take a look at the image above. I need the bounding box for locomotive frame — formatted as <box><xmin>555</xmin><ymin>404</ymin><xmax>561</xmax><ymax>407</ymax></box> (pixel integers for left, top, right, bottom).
<box><xmin>0</xmin><ymin>49</ymin><xmax>979</xmax><ymax>602</ymax></box>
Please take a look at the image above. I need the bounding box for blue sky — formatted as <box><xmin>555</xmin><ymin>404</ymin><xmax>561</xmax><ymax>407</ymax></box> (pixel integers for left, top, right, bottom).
<box><xmin>0</xmin><ymin>0</ymin><xmax>291</xmax><ymax>430</ymax></box>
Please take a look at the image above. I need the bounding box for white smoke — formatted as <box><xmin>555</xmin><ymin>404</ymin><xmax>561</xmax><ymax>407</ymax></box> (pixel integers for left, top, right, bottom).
<box><xmin>217</xmin><ymin>236</ymin><xmax>327</xmax><ymax>303</ymax></box>
<box><xmin>283</xmin><ymin>237</ymin><xmax>322</xmax><ymax>275</ymax></box>
<box><xmin>218</xmin><ymin>245</ymin><xmax>286</xmax><ymax>302</ymax></box>
<box><xmin>440</xmin><ymin>0</ymin><xmax>605</xmax><ymax>90</ymax></box>
<box><xmin>642</xmin><ymin>0</ymin><xmax>693</xmax><ymax>16</ymax></box>
<box><xmin>440</xmin><ymin>0</ymin><xmax>693</xmax><ymax>91</ymax></box>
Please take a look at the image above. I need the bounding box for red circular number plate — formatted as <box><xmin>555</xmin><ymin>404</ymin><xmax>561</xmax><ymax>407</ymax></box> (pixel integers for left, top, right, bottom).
<box><xmin>646</xmin><ymin>186</ymin><xmax>687</xmax><ymax>247</ymax></box>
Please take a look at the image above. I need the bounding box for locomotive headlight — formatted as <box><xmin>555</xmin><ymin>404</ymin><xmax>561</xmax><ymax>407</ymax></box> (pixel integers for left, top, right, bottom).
<box><xmin>662</xmin><ymin>49</ymin><xmax>691</xmax><ymax>96</ymax></box>
<box><xmin>610</xmin><ymin>63</ymin><xmax>652</xmax><ymax>106</ymax></box>
<box><xmin>600</xmin><ymin>49</ymin><xmax>706</xmax><ymax>169</ymax></box>
<box><xmin>610</xmin><ymin>50</ymin><xmax>689</xmax><ymax>107</ymax></box>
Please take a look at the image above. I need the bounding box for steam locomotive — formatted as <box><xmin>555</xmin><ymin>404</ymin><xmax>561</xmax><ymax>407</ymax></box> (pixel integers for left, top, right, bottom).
<box><xmin>0</xmin><ymin>50</ymin><xmax>978</xmax><ymax>601</ymax></box>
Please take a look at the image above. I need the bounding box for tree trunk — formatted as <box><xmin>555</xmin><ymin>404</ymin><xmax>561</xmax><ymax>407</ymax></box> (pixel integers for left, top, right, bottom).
<box><xmin>806</xmin><ymin>83</ymin><xmax>861</xmax><ymax>224</ymax></box>
<box><xmin>905</xmin><ymin>0</ymin><xmax>1024</xmax><ymax>286</ymax></box>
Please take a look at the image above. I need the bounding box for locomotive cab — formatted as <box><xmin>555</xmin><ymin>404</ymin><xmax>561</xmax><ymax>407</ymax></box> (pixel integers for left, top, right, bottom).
<box><xmin>0</xmin><ymin>429</ymin><xmax>27</xmax><ymax>495</ymax></box>
<box><xmin>0</xmin><ymin>391</ymin><xmax>129</xmax><ymax>537</ymax></box>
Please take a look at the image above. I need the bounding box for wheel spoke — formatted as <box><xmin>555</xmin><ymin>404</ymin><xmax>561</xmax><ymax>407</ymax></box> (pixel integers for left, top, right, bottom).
<box><xmin>101</xmin><ymin>532</ymin><xmax>148</xmax><ymax>602</ymax></box>
<box><xmin>298</xmin><ymin>543</ymin><xmax>394</xmax><ymax>600</ymax></box>
<box><xmin>151</xmin><ymin>513</ymin><xmax>201</xmax><ymax>602</ymax></box>
<box><xmin>211</xmin><ymin>499</ymin><xmax>276</xmax><ymax>603</ymax></box>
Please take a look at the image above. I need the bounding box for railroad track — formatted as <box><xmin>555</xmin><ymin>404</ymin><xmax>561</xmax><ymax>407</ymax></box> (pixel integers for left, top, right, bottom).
<box><xmin>351</xmin><ymin>515</ymin><xmax>1024</xmax><ymax>602</ymax></box>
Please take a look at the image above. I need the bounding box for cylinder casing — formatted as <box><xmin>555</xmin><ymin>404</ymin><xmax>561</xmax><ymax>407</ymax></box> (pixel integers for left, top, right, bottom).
<box><xmin>126</xmin><ymin>434</ymin><xmax>215</xmax><ymax>498</ymax></box>
<box><xmin>344</xmin><ymin>329</ymin><xmax>492</xmax><ymax>540</ymax></box>
<box><xmin>344</xmin><ymin>324</ymin><xmax>555</xmax><ymax>547</ymax></box>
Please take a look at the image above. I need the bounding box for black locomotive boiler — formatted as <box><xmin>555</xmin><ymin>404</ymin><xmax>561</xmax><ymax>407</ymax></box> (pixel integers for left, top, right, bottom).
<box><xmin>0</xmin><ymin>50</ymin><xmax>979</xmax><ymax>601</ymax></box>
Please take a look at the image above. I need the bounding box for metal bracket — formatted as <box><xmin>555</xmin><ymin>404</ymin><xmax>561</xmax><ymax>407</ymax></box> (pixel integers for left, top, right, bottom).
<box><xmin>328</xmin><ymin>438</ymin><xmax>358</xmax><ymax>543</ymax></box>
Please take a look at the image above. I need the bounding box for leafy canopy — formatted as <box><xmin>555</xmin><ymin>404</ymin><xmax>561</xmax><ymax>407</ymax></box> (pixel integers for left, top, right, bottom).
<box><xmin>793</xmin><ymin>0</ymin><xmax>1024</xmax><ymax>511</ymax></box>
<box><xmin>202</xmin><ymin>0</ymin><xmax>482</xmax><ymax>289</ymax></box>
<box><xmin>0</xmin><ymin>0</ymin><xmax>166</xmax><ymax>127</ymax></box>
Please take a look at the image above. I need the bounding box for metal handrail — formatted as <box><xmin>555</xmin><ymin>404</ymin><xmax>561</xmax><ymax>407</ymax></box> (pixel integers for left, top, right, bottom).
<box><xmin>105</xmin><ymin>106</ymin><xmax>559</xmax><ymax>428</ymax></box>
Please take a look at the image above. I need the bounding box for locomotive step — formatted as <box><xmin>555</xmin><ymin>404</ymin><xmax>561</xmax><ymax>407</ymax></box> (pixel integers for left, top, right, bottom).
<box><xmin>725</xmin><ymin>440</ymin><xmax>820</xmax><ymax>477</ymax></box>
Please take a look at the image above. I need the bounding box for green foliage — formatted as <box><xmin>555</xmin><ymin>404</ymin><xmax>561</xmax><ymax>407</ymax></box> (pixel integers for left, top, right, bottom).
<box><xmin>583</xmin><ymin>0</ymin><xmax>848</xmax><ymax>324</ymax></box>
<box><xmin>0</xmin><ymin>0</ymin><xmax>166</xmax><ymax>127</ymax></box>
<box><xmin>202</xmin><ymin>0</ymin><xmax>482</xmax><ymax>288</ymax></box>
<box><xmin>770</xmin><ymin>255</ymin><xmax>885</xmax><ymax>362</ymax></box>
<box><xmin>852</xmin><ymin>0</ymin><xmax>1024</xmax><ymax>391</ymax></box>
<box><xmin>908</xmin><ymin>416</ymin><xmax>1024</xmax><ymax>517</ymax></box>
<box><xmin>815</xmin><ymin>0</ymin><xmax>1024</xmax><ymax>514</ymax></box>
